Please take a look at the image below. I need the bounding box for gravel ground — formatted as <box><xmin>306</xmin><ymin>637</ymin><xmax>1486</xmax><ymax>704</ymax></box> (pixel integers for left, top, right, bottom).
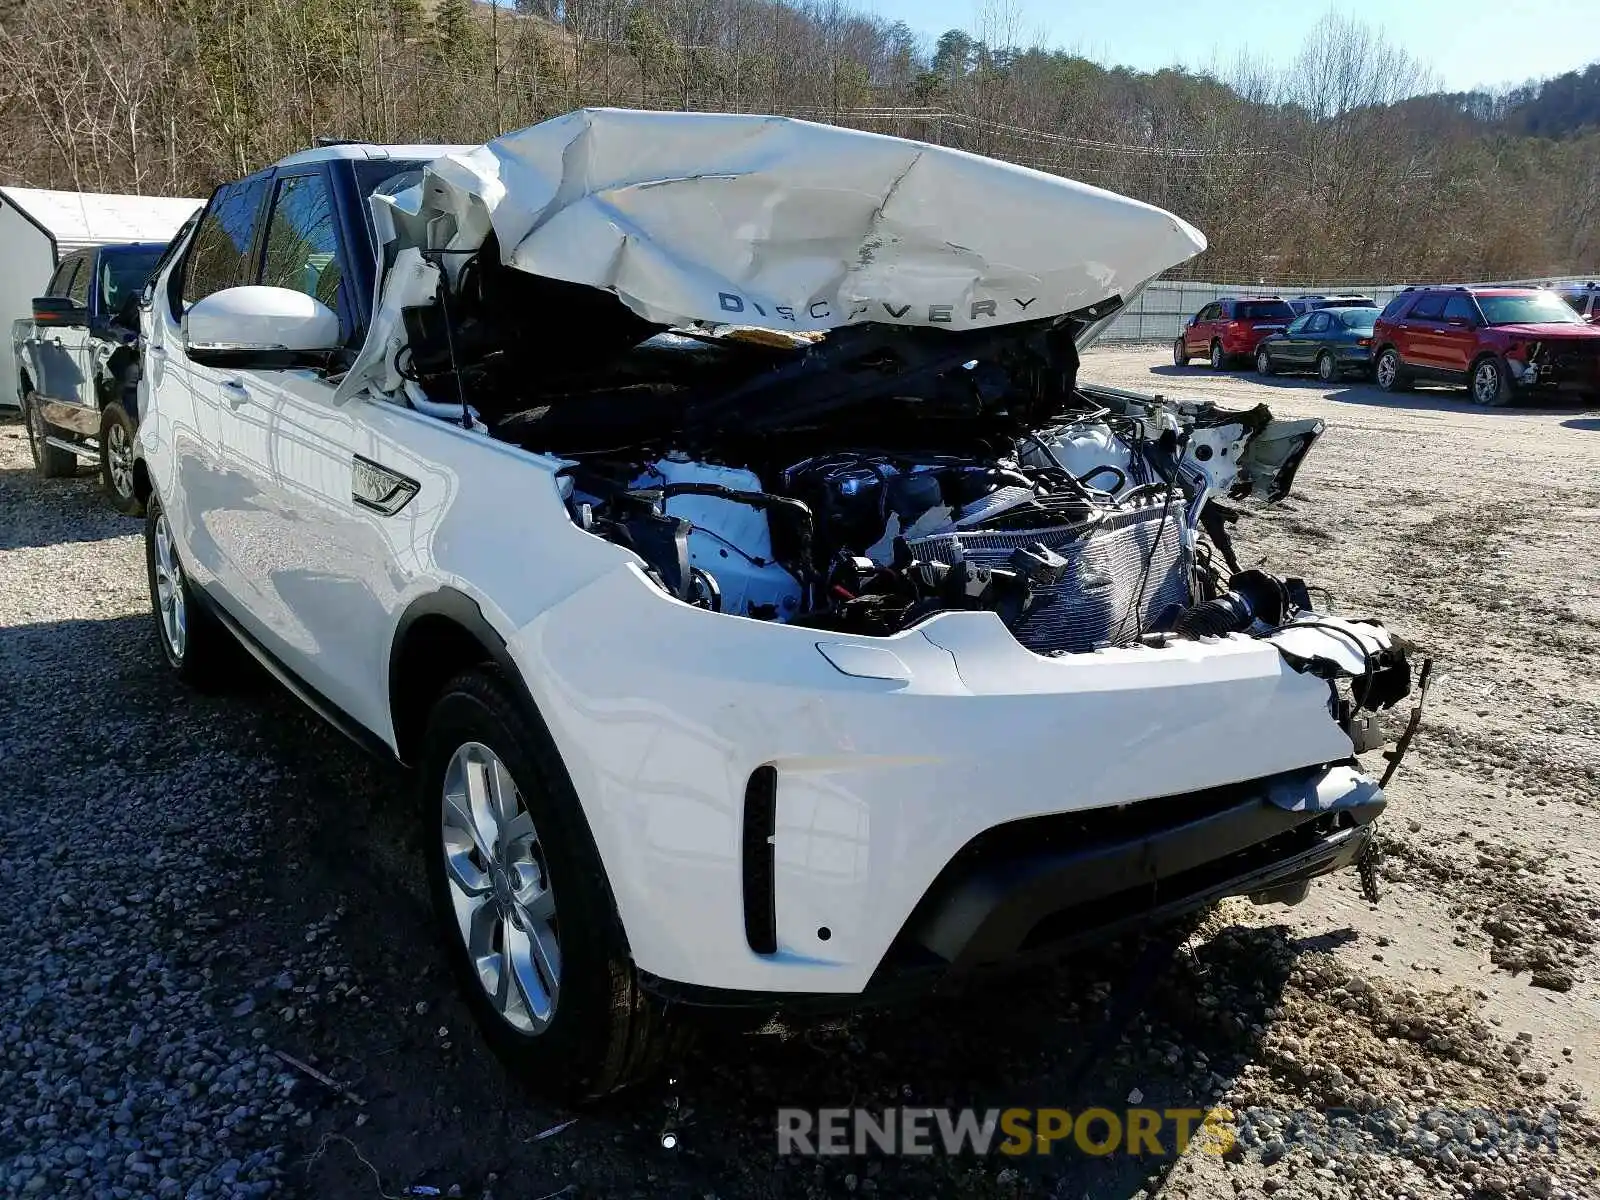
<box><xmin>1</xmin><ymin>349</ymin><xmax>1598</xmax><ymax>1200</ymax></box>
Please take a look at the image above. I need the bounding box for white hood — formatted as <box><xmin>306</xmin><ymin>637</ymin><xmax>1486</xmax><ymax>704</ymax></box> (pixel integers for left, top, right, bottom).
<box><xmin>345</xmin><ymin>109</ymin><xmax>1205</xmax><ymax>402</ymax></box>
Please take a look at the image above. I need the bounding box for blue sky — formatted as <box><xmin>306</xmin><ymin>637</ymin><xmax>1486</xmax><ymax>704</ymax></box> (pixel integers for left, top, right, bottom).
<box><xmin>863</xmin><ymin>0</ymin><xmax>1600</xmax><ymax>93</ymax></box>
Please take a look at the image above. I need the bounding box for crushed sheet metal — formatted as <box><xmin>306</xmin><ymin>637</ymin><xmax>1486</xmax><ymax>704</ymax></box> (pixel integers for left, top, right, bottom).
<box><xmin>376</xmin><ymin>108</ymin><xmax>1207</xmax><ymax>337</ymax></box>
<box><xmin>1267</xmin><ymin>615</ymin><xmax>1394</xmax><ymax>678</ymax></box>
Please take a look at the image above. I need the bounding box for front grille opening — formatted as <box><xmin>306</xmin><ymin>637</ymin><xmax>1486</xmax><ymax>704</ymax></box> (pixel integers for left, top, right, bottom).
<box><xmin>1015</xmin><ymin>811</ymin><xmax>1343</xmax><ymax>954</ymax></box>
<box><xmin>742</xmin><ymin>765</ymin><xmax>778</xmax><ymax>955</ymax></box>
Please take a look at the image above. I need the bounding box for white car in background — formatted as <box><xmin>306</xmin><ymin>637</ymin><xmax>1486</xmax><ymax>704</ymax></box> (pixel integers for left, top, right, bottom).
<box><xmin>132</xmin><ymin>109</ymin><xmax>1417</xmax><ymax>1099</ymax></box>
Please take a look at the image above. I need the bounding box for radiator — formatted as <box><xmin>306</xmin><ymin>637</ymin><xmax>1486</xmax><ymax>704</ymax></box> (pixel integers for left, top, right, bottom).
<box><xmin>908</xmin><ymin>498</ymin><xmax>1190</xmax><ymax>655</ymax></box>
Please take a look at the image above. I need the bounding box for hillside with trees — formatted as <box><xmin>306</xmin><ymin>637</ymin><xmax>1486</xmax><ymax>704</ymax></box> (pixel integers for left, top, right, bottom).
<box><xmin>0</xmin><ymin>0</ymin><xmax>1595</xmax><ymax>282</ymax></box>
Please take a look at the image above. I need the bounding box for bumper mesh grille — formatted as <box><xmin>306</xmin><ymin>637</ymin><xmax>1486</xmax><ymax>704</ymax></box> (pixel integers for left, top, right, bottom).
<box><xmin>910</xmin><ymin>498</ymin><xmax>1189</xmax><ymax>655</ymax></box>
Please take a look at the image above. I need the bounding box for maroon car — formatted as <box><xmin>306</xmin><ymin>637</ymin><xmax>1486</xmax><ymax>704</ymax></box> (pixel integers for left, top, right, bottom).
<box><xmin>1371</xmin><ymin>285</ymin><xmax>1600</xmax><ymax>404</ymax></box>
<box><xmin>1174</xmin><ymin>297</ymin><xmax>1297</xmax><ymax>370</ymax></box>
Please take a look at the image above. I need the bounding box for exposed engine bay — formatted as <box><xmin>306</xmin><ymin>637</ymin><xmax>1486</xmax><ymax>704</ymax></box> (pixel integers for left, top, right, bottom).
<box><xmin>380</xmin><ymin>242</ymin><xmax>1411</xmax><ymax>717</ymax></box>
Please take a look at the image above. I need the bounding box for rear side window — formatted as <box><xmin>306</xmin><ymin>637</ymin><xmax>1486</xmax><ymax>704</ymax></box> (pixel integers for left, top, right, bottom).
<box><xmin>100</xmin><ymin>248</ymin><xmax>165</xmax><ymax>312</ymax></box>
<box><xmin>1410</xmin><ymin>294</ymin><xmax>1447</xmax><ymax>320</ymax></box>
<box><xmin>1306</xmin><ymin>312</ymin><xmax>1331</xmax><ymax>333</ymax></box>
<box><xmin>259</xmin><ymin>173</ymin><xmax>346</xmax><ymax>328</ymax></box>
<box><xmin>1236</xmin><ymin>300</ymin><xmax>1295</xmax><ymax>320</ymax></box>
<box><xmin>67</xmin><ymin>254</ymin><xmax>92</xmax><ymax>306</ymax></box>
<box><xmin>45</xmin><ymin>258</ymin><xmax>79</xmax><ymax>298</ymax></box>
<box><xmin>182</xmin><ymin>176</ymin><xmax>271</xmax><ymax>308</ymax></box>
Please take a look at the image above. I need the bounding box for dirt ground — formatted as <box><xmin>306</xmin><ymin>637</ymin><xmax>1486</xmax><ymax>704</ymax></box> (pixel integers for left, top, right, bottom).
<box><xmin>2</xmin><ymin>344</ymin><xmax>1599</xmax><ymax>1200</ymax></box>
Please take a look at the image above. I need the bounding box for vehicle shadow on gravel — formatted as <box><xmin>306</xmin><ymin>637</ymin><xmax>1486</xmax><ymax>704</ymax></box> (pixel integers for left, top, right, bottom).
<box><xmin>1319</xmin><ymin>387</ymin><xmax>1596</xmax><ymax>416</ymax></box>
<box><xmin>0</xmin><ymin>463</ymin><xmax>140</xmax><ymax>550</ymax></box>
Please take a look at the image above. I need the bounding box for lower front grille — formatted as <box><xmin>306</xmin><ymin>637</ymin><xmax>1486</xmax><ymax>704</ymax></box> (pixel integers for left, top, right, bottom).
<box><xmin>909</xmin><ymin>498</ymin><xmax>1189</xmax><ymax>655</ymax></box>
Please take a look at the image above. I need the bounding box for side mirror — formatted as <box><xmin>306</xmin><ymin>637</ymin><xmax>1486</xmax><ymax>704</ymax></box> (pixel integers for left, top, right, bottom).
<box><xmin>1186</xmin><ymin>316</ymin><xmax>1197</xmax><ymax>327</ymax></box>
<box><xmin>32</xmin><ymin>296</ymin><xmax>88</xmax><ymax>328</ymax></box>
<box><xmin>182</xmin><ymin>286</ymin><xmax>341</xmax><ymax>369</ymax></box>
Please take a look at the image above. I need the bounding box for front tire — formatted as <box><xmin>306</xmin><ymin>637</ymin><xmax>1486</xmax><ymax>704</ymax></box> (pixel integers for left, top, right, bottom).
<box><xmin>1255</xmin><ymin>347</ymin><xmax>1275</xmax><ymax>376</ymax></box>
<box><xmin>1209</xmin><ymin>341</ymin><xmax>1227</xmax><ymax>371</ymax></box>
<box><xmin>1375</xmin><ymin>348</ymin><xmax>1410</xmax><ymax>393</ymax></box>
<box><xmin>1471</xmin><ymin>356</ymin><xmax>1513</xmax><ymax>406</ymax></box>
<box><xmin>100</xmin><ymin>402</ymin><xmax>144</xmax><ymax>516</ymax></box>
<box><xmin>22</xmin><ymin>391</ymin><xmax>77</xmax><ymax>478</ymax></box>
<box><xmin>420</xmin><ymin>668</ymin><xmax>684</xmax><ymax>1100</ymax></box>
<box><xmin>1317</xmin><ymin>352</ymin><xmax>1337</xmax><ymax>383</ymax></box>
<box><xmin>145</xmin><ymin>493</ymin><xmax>229</xmax><ymax>687</ymax></box>
<box><xmin>1172</xmin><ymin>338</ymin><xmax>1189</xmax><ymax>367</ymax></box>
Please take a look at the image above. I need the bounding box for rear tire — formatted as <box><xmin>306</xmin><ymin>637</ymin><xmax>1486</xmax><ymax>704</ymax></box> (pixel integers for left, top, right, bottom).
<box><xmin>23</xmin><ymin>391</ymin><xmax>77</xmax><ymax>478</ymax></box>
<box><xmin>1255</xmin><ymin>347</ymin><xmax>1275</xmax><ymax>376</ymax></box>
<box><xmin>1209</xmin><ymin>340</ymin><xmax>1227</xmax><ymax>371</ymax></box>
<box><xmin>1375</xmin><ymin>348</ymin><xmax>1411</xmax><ymax>393</ymax></box>
<box><xmin>1317</xmin><ymin>352</ymin><xmax>1337</xmax><ymax>383</ymax></box>
<box><xmin>1172</xmin><ymin>338</ymin><xmax>1189</xmax><ymax>367</ymax></box>
<box><xmin>145</xmin><ymin>493</ymin><xmax>231</xmax><ymax>688</ymax></box>
<box><xmin>1471</xmin><ymin>355</ymin><xmax>1513</xmax><ymax>407</ymax></box>
<box><xmin>100</xmin><ymin>402</ymin><xmax>144</xmax><ymax>516</ymax></box>
<box><xmin>420</xmin><ymin>668</ymin><xmax>685</xmax><ymax>1101</ymax></box>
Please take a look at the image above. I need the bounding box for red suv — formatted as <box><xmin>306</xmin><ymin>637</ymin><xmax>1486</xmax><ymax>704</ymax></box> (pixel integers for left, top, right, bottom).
<box><xmin>1174</xmin><ymin>297</ymin><xmax>1297</xmax><ymax>370</ymax></box>
<box><xmin>1371</xmin><ymin>285</ymin><xmax>1600</xmax><ymax>404</ymax></box>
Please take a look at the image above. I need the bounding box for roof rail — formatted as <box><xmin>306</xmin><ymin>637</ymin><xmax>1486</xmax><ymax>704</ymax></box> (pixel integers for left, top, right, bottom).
<box><xmin>313</xmin><ymin>136</ymin><xmax>361</xmax><ymax>148</ymax></box>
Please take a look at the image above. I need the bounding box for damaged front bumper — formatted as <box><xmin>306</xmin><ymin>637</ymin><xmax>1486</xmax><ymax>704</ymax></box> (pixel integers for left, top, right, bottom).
<box><xmin>1506</xmin><ymin>345</ymin><xmax>1600</xmax><ymax>395</ymax></box>
<box><xmin>514</xmin><ymin>557</ymin><xmax>1415</xmax><ymax>1003</ymax></box>
<box><xmin>899</xmin><ymin>763</ymin><xmax>1382</xmax><ymax>974</ymax></box>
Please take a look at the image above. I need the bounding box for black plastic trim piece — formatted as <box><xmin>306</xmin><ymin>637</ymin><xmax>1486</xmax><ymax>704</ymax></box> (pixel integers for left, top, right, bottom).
<box><xmin>189</xmin><ymin>583</ymin><xmax>398</xmax><ymax>763</ymax></box>
<box><xmin>742</xmin><ymin>766</ymin><xmax>779</xmax><ymax>955</ymax></box>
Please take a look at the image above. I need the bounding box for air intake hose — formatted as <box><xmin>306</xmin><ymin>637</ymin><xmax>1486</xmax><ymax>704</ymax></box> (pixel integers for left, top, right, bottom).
<box><xmin>1173</xmin><ymin>569</ymin><xmax>1301</xmax><ymax>638</ymax></box>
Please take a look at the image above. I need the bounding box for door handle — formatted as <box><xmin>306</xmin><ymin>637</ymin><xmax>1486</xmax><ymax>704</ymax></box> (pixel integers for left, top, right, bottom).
<box><xmin>220</xmin><ymin>378</ymin><xmax>249</xmax><ymax>408</ymax></box>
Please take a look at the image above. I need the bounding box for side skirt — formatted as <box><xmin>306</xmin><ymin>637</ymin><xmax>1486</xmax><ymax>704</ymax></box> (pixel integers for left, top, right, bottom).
<box><xmin>188</xmin><ymin>584</ymin><xmax>401</xmax><ymax>764</ymax></box>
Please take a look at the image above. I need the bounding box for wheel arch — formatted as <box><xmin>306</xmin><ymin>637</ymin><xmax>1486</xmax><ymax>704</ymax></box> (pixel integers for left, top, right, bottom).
<box><xmin>388</xmin><ymin>588</ymin><xmax>528</xmax><ymax>768</ymax></box>
<box><xmin>391</xmin><ymin>588</ymin><xmax>639</xmax><ymax>970</ymax></box>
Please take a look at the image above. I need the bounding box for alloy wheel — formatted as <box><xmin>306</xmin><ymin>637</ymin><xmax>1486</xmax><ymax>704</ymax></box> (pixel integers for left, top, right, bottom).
<box><xmin>1318</xmin><ymin>353</ymin><xmax>1336</xmax><ymax>382</ymax></box>
<box><xmin>152</xmin><ymin>512</ymin><xmax>187</xmax><ymax>661</ymax></box>
<box><xmin>1210</xmin><ymin>343</ymin><xmax>1224</xmax><ymax>370</ymax></box>
<box><xmin>441</xmin><ymin>741</ymin><xmax>561</xmax><ymax>1035</ymax></box>
<box><xmin>108</xmin><ymin>421</ymin><xmax>134</xmax><ymax>499</ymax></box>
<box><xmin>1473</xmin><ymin>361</ymin><xmax>1502</xmax><ymax>404</ymax></box>
<box><xmin>1256</xmin><ymin>349</ymin><xmax>1271</xmax><ymax>374</ymax></box>
<box><xmin>1376</xmin><ymin>353</ymin><xmax>1397</xmax><ymax>389</ymax></box>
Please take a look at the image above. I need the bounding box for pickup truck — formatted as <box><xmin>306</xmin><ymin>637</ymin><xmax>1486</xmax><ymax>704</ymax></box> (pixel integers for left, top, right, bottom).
<box><xmin>14</xmin><ymin>239</ymin><xmax>177</xmax><ymax>514</ymax></box>
<box><xmin>132</xmin><ymin>111</ymin><xmax>1419</xmax><ymax>1099</ymax></box>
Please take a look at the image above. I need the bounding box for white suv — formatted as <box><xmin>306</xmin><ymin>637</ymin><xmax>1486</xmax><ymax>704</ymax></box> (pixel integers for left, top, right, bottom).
<box><xmin>134</xmin><ymin>110</ymin><xmax>1417</xmax><ymax>1099</ymax></box>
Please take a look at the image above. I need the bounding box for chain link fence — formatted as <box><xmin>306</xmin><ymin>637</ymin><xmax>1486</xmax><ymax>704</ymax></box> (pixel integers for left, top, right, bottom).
<box><xmin>1101</xmin><ymin>275</ymin><xmax>1594</xmax><ymax>343</ymax></box>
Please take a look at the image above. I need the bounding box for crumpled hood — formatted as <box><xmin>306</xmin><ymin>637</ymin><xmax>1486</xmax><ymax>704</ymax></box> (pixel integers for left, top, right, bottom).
<box><xmin>369</xmin><ymin>108</ymin><xmax>1205</xmax><ymax>341</ymax></box>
